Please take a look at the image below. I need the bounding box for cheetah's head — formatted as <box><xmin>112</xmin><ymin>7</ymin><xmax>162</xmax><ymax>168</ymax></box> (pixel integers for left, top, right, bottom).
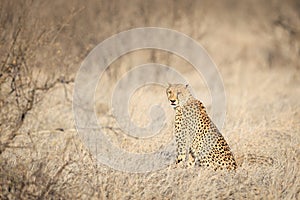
<box><xmin>166</xmin><ymin>84</ymin><xmax>193</xmax><ymax>108</ymax></box>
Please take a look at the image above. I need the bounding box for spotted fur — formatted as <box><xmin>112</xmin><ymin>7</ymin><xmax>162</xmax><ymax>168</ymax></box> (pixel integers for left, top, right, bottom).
<box><xmin>166</xmin><ymin>84</ymin><xmax>237</xmax><ymax>170</ymax></box>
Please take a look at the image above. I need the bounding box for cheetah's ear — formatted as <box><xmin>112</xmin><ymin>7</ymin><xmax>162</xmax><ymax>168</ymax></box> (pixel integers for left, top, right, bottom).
<box><xmin>163</xmin><ymin>83</ymin><xmax>170</xmax><ymax>89</ymax></box>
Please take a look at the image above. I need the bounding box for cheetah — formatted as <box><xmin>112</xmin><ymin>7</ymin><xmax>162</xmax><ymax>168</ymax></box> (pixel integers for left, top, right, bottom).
<box><xmin>166</xmin><ymin>84</ymin><xmax>237</xmax><ymax>170</ymax></box>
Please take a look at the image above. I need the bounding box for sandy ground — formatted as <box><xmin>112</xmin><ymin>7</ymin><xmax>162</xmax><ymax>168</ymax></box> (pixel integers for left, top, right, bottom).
<box><xmin>0</xmin><ymin>0</ymin><xmax>299</xmax><ymax>199</ymax></box>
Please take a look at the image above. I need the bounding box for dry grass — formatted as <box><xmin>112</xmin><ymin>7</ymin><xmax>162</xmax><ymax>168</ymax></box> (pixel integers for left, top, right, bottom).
<box><xmin>1</xmin><ymin>0</ymin><xmax>299</xmax><ymax>199</ymax></box>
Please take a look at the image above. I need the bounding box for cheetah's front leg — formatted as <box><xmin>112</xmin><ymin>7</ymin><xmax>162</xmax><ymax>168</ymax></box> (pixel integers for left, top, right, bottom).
<box><xmin>175</xmin><ymin>144</ymin><xmax>187</xmax><ymax>167</ymax></box>
<box><xmin>187</xmin><ymin>151</ymin><xmax>196</xmax><ymax>168</ymax></box>
<box><xmin>174</xmin><ymin>107</ymin><xmax>187</xmax><ymax>168</ymax></box>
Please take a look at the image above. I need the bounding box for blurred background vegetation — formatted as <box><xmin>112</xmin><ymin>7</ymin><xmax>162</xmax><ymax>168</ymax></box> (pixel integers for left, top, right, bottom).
<box><xmin>0</xmin><ymin>0</ymin><xmax>299</xmax><ymax>199</ymax></box>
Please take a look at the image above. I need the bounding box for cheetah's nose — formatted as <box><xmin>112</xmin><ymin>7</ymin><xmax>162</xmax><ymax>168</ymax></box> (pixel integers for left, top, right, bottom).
<box><xmin>170</xmin><ymin>100</ymin><xmax>176</xmax><ymax>103</ymax></box>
